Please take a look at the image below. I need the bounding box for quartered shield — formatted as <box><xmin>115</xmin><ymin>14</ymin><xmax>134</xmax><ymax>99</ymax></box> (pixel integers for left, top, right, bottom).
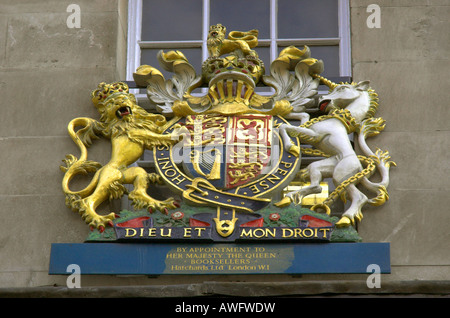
<box><xmin>154</xmin><ymin>114</ymin><xmax>302</xmax><ymax>209</ymax></box>
<box><xmin>182</xmin><ymin>114</ymin><xmax>274</xmax><ymax>190</ymax></box>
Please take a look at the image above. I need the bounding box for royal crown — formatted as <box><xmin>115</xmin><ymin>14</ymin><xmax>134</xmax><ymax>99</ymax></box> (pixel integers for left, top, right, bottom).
<box><xmin>91</xmin><ymin>82</ymin><xmax>129</xmax><ymax>106</ymax></box>
<box><xmin>209</xmin><ymin>23</ymin><xmax>226</xmax><ymax>34</ymax></box>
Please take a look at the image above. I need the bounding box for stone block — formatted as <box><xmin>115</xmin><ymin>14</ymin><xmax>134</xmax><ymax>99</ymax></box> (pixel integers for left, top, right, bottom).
<box><xmin>352</xmin><ymin>60</ymin><xmax>449</xmax><ymax>132</ymax></box>
<box><xmin>5</xmin><ymin>12</ymin><xmax>118</xmax><ymax>69</ymax></box>
<box><xmin>0</xmin><ymin>0</ymin><xmax>119</xmax><ymax>15</ymax></box>
<box><xmin>0</xmin><ymin>194</ymin><xmax>85</xmax><ymax>269</ymax></box>
<box><xmin>0</xmin><ymin>68</ymin><xmax>116</xmax><ymax>138</ymax></box>
<box><xmin>358</xmin><ymin>189</ymin><xmax>450</xmax><ymax>266</ymax></box>
<box><xmin>353</xmin><ymin>129</ymin><xmax>449</xmax><ymax>266</ymax></box>
<box><xmin>0</xmin><ymin>18</ymin><xmax>7</xmax><ymax>67</ymax></box>
<box><xmin>364</xmin><ymin>130</ymin><xmax>450</xmax><ymax>190</ymax></box>
<box><xmin>351</xmin><ymin>4</ymin><xmax>450</xmax><ymax>62</ymax></box>
<box><xmin>0</xmin><ymin>136</ymin><xmax>111</xmax><ymax>196</ymax></box>
<box><xmin>0</xmin><ymin>193</ymin><xmax>90</xmax><ymax>288</ymax></box>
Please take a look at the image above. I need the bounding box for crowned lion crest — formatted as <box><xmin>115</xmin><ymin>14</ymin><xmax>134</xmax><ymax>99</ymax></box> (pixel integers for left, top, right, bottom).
<box><xmin>61</xmin><ymin>24</ymin><xmax>395</xmax><ymax>242</ymax></box>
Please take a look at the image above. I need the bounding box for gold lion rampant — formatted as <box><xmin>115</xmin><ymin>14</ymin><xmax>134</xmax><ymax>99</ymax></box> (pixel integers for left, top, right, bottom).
<box><xmin>207</xmin><ymin>24</ymin><xmax>258</xmax><ymax>58</ymax></box>
<box><xmin>61</xmin><ymin>82</ymin><xmax>188</xmax><ymax>231</ymax></box>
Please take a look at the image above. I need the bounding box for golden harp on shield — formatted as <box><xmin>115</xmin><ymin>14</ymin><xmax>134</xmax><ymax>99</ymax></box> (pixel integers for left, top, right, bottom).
<box><xmin>189</xmin><ymin>148</ymin><xmax>222</xmax><ymax>180</ymax></box>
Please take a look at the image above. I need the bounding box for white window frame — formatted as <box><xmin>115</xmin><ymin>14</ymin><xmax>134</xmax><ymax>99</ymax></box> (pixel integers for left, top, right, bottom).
<box><xmin>126</xmin><ymin>0</ymin><xmax>351</xmax><ymax>82</ymax></box>
<box><xmin>123</xmin><ymin>0</ymin><xmax>351</xmax><ymax>210</ymax></box>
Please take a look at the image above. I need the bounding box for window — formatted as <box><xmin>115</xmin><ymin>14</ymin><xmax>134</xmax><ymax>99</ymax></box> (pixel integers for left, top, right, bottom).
<box><xmin>123</xmin><ymin>0</ymin><xmax>351</xmax><ymax>212</ymax></box>
<box><xmin>126</xmin><ymin>0</ymin><xmax>351</xmax><ymax>82</ymax></box>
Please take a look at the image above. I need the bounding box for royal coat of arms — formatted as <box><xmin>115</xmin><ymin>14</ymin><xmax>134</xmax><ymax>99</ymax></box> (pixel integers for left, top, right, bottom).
<box><xmin>61</xmin><ymin>24</ymin><xmax>395</xmax><ymax>243</ymax></box>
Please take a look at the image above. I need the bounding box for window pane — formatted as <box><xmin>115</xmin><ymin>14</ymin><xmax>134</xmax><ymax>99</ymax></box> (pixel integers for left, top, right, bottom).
<box><xmin>210</xmin><ymin>0</ymin><xmax>270</xmax><ymax>39</ymax></box>
<box><xmin>141</xmin><ymin>0</ymin><xmax>202</xmax><ymax>41</ymax></box>
<box><xmin>278</xmin><ymin>0</ymin><xmax>339</xmax><ymax>38</ymax></box>
<box><xmin>308</xmin><ymin>46</ymin><xmax>340</xmax><ymax>77</ymax></box>
<box><xmin>254</xmin><ymin>46</ymin><xmax>270</xmax><ymax>75</ymax></box>
<box><xmin>141</xmin><ymin>48</ymin><xmax>203</xmax><ymax>79</ymax></box>
<box><xmin>278</xmin><ymin>45</ymin><xmax>339</xmax><ymax>77</ymax></box>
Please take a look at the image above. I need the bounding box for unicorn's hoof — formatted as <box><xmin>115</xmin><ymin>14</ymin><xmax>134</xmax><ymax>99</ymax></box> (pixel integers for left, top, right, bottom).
<box><xmin>274</xmin><ymin>196</ymin><xmax>292</xmax><ymax>208</ymax></box>
<box><xmin>288</xmin><ymin>145</ymin><xmax>300</xmax><ymax>157</ymax></box>
<box><xmin>335</xmin><ymin>216</ymin><xmax>353</xmax><ymax>228</ymax></box>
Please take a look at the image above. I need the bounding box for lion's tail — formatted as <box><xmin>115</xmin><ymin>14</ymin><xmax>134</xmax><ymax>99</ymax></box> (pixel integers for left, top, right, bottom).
<box><xmin>60</xmin><ymin>117</ymin><xmax>104</xmax><ymax>199</ymax></box>
<box><xmin>66</xmin><ymin>117</ymin><xmax>104</xmax><ymax>161</ymax></box>
<box><xmin>61</xmin><ymin>155</ymin><xmax>102</xmax><ymax>198</ymax></box>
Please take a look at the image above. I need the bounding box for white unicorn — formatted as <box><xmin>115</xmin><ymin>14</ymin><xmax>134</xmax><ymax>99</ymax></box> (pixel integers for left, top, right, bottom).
<box><xmin>276</xmin><ymin>80</ymin><xmax>395</xmax><ymax>227</ymax></box>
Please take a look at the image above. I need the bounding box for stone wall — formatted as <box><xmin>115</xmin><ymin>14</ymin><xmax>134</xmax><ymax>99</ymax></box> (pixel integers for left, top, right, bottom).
<box><xmin>0</xmin><ymin>0</ymin><xmax>448</xmax><ymax>294</ymax></box>
<box><xmin>351</xmin><ymin>0</ymin><xmax>450</xmax><ymax>282</ymax></box>
<box><xmin>0</xmin><ymin>0</ymin><xmax>127</xmax><ymax>287</ymax></box>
